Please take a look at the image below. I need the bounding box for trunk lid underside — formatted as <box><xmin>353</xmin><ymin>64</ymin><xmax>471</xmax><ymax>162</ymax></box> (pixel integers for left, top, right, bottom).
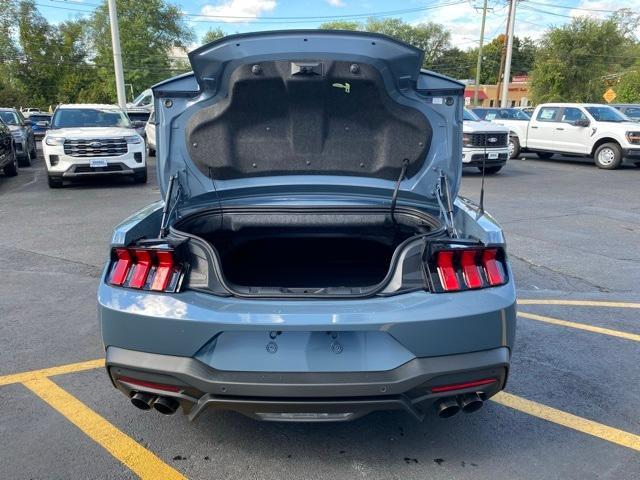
<box><xmin>152</xmin><ymin>30</ymin><xmax>464</xmax><ymax>208</ymax></box>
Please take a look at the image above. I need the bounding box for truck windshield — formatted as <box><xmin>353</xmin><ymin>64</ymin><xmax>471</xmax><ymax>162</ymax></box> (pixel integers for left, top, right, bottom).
<box><xmin>464</xmin><ymin>109</ymin><xmax>480</xmax><ymax>121</ymax></box>
<box><xmin>0</xmin><ymin>111</ymin><xmax>20</xmax><ymax>125</ymax></box>
<box><xmin>52</xmin><ymin>108</ymin><xmax>131</xmax><ymax>128</ymax></box>
<box><xmin>585</xmin><ymin>106</ymin><xmax>628</xmax><ymax>123</ymax></box>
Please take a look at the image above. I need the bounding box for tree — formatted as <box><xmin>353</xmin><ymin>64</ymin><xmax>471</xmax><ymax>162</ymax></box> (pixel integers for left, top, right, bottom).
<box><xmin>530</xmin><ymin>15</ymin><xmax>637</xmax><ymax>103</ymax></box>
<box><xmin>202</xmin><ymin>27</ymin><xmax>226</xmax><ymax>45</ymax></box>
<box><xmin>465</xmin><ymin>35</ymin><xmax>537</xmax><ymax>85</ymax></box>
<box><xmin>616</xmin><ymin>68</ymin><xmax>640</xmax><ymax>102</ymax></box>
<box><xmin>320</xmin><ymin>18</ymin><xmax>452</xmax><ymax>71</ymax></box>
<box><xmin>89</xmin><ymin>0</ymin><xmax>193</xmax><ymax>102</ymax></box>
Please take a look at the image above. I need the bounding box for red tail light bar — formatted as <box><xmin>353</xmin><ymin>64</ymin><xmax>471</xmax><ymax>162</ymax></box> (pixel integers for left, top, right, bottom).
<box><xmin>107</xmin><ymin>246</ymin><xmax>186</xmax><ymax>292</ymax></box>
<box><xmin>426</xmin><ymin>245</ymin><xmax>507</xmax><ymax>293</ymax></box>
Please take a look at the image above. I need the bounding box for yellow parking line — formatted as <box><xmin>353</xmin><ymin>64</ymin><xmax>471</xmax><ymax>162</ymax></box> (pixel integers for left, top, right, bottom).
<box><xmin>0</xmin><ymin>359</ymin><xmax>104</xmax><ymax>387</ymax></box>
<box><xmin>519</xmin><ymin>311</ymin><xmax>640</xmax><ymax>342</ymax></box>
<box><xmin>492</xmin><ymin>392</ymin><xmax>640</xmax><ymax>452</ymax></box>
<box><xmin>23</xmin><ymin>377</ymin><xmax>186</xmax><ymax>480</ymax></box>
<box><xmin>518</xmin><ymin>299</ymin><xmax>640</xmax><ymax>309</ymax></box>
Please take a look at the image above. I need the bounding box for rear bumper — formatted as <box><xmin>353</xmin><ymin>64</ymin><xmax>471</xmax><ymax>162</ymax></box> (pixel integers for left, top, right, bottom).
<box><xmin>106</xmin><ymin>345</ymin><xmax>510</xmax><ymax>421</ymax></box>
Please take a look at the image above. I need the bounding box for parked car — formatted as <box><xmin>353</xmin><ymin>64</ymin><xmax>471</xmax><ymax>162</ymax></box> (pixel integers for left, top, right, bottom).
<box><xmin>42</xmin><ymin>104</ymin><xmax>147</xmax><ymax>188</ymax></box>
<box><xmin>506</xmin><ymin>103</ymin><xmax>640</xmax><ymax>169</ymax></box>
<box><xmin>612</xmin><ymin>104</ymin><xmax>640</xmax><ymax>122</ymax></box>
<box><xmin>20</xmin><ymin>107</ymin><xmax>42</xmax><ymax>118</ymax></box>
<box><xmin>145</xmin><ymin>109</ymin><xmax>156</xmax><ymax>156</ymax></box>
<box><xmin>472</xmin><ymin>107</ymin><xmax>531</xmax><ymax>159</ymax></box>
<box><xmin>0</xmin><ymin>117</ymin><xmax>18</xmax><ymax>177</ymax></box>
<box><xmin>127</xmin><ymin>88</ymin><xmax>153</xmax><ymax>111</ymax></box>
<box><xmin>0</xmin><ymin>107</ymin><xmax>37</xmax><ymax>166</ymax></box>
<box><xmin>99</xmin><ymin>31</ymin><xmax>516</xmax><ymax>423</ymax></box>
<box><xmin>462</xmin><ymin>109</ymin><xmax>510</xmax><ymax>173</ymax></box>
<box><xmin>29</xmin><ymin>113</ymin><xmax>52</xmax><ymax>139</ymax></box>
<box><xmin>126</xmin><ymin>108</ymin><xmax>151</xmax><ymax>138</ymax></box>
<box><xmin>515</xmin><ymin>106</ymin><xmax>535</xmax><ymax>116</ymax></box>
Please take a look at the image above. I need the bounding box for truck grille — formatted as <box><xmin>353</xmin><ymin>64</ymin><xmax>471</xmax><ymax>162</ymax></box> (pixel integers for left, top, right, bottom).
<box><xmin>470</xmin><ymin>133</ymin><xmax>508</xmax><ymax>148</ymax></box>
<box><xmin>63</xmin><ymin>138</ymin><xmax>128</xmax><ymax>157</ymax></box>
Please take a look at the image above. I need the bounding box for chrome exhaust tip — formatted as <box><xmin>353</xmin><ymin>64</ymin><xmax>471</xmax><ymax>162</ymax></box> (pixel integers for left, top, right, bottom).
<box><xmin>130</xmin><ymin>392</ymin><xmax>156</xmax><ymax>410</ymax></box>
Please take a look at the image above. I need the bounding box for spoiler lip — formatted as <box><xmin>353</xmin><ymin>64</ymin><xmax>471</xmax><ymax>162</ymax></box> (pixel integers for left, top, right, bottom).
<box><xmin>187</xmin><ymin>29</ymin><xmax>425</xmax><ymax>91</ymax></box>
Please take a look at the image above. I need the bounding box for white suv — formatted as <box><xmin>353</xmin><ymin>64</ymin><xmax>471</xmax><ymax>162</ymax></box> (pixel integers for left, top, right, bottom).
<box><xmin>43</xmin><ymin>104</ymin><xmax>147</xmax><ymax>188</ymax></box>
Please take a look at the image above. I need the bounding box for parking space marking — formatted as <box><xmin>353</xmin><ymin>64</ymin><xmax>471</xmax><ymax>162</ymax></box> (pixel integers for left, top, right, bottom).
<box><xmin>0</xmin><ymin>359</ymin><xmax>104</xmax><ymax>387</ymax></box>
<box><xmin>519</xmin><ymin>311</ymin><xmax>640</xmax><ymax>342</ymax></box>
<box><xmin>492</xmin><ymin>392</ymin><xmax>640</xmax><ymax>453</ymax></box>
<box><xmin>23</xmin><ymin>377</ymin><xmax>186</xmax><ymax>480</ymax></box>
<box><xmin>518</xmin><ymin>299</ymin><xmax>640</xmax><ymax>309</ymax></box>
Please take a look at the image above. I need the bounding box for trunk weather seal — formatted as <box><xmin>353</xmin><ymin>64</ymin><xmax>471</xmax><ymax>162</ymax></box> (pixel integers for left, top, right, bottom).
<box><xmin>170</xmin><ymin>205</ymin><xmax>447</xmax><ymax>300</ymax></box>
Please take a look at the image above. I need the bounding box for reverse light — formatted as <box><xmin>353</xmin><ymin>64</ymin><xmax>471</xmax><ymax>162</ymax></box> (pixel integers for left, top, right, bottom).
<box><xmin>430</xmin><ymin>246</ymin><xmax>507</xmax><ymax>292</ymax></box>
<box><xmin>107</xmin><ymin>246</ymin><xmax>185</xmax><ymax>292</ymax></box>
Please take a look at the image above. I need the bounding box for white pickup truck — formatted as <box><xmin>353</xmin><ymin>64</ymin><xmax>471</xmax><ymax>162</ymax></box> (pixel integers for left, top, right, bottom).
<box><xmin>462</xmin><ymin>109</ymin><xmax>510</xmax><ymax>174</ymax></box>
<box><xmin>495</xmin><ymin>103</ymin><xmax>640</xmax><ymax>169</ymax></box>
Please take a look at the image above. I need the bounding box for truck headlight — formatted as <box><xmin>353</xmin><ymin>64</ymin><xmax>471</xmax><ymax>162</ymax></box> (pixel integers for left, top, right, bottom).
<box><xmin>462</xmin><ymin>133</ymin><xmax>474</xmax><ymax>147</ymax></box>
<box><xmin>45</xmin><ymin>136</ymin><xmax>65</xmax><ymax>146</ymax></box>
<box><xmin>626</xmin><ymin>131</ymin><xmax>640</xmax><ymax>145</ymax></box>
<box><xmin>125</xmin><ymin>135</ymin><xmax>143</xmax><ymax>144</ymax></box>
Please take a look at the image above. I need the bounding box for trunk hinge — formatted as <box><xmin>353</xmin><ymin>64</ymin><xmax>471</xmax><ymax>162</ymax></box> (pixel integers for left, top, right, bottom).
<box><xmin>159</xmin><ymin>172</ymin><xmax>184</xmax><ymax>238</ymax></box>
<box><xmin>435</xmin><ymin>173</ymin><xmax>458</xmax><ymax>238</ymax></box>
<box><xmin>390</xmin><ymin>159</ymin><xmax>409</xmax><ymax>225</ymax></box>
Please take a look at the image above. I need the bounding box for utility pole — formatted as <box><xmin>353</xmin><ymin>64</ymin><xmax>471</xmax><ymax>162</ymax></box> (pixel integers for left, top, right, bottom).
<box><xmin>107</xmin><ymin>0</ymin><xmax>127</xmax><ymax>109</ymax></box>
<box><xmin>473</xmin><ymin>0</ymin><xmax>489</xmax><ymax>106</ymax></box>
<box><xmin>500</xmin><ymin>0</ymin><xmax>518</xmax><ymax>107</ymax></box>
<box><xmin>495</xmin><ymin>0</ymin><xmax>512</xmax><ymax>106</ymax></box>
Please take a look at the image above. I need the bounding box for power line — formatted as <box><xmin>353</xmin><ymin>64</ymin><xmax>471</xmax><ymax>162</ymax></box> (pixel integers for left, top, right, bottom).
<box><xmin>524</xmin><ymin>1</ymin><xmax>638</xmax><ymax>14</ymax></box>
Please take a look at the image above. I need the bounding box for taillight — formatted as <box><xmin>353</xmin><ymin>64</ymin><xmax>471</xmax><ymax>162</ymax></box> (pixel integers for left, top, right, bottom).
<box><xmin>107</xmin><ymin>246</ymin><xmax>185</xmax><ymax>292</ymax></box>
<box><xmin>429</xmin><ymin>246</ymin><xmax>507</xmax><ymax>292</ymax></box>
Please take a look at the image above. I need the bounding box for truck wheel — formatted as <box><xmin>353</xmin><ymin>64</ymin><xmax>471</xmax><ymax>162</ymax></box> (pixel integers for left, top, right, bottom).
<box><xmin>508</xmin><ymin>136</ymin><xmax>520</xmax><ymax>159</ymax></box>
<box><xmin>47</xmin><ymin>175</ymin><xmax>63</xmax><ymax>188</ymax></box>
<box><xmin>536</xmin><ymin>152</ymin><xmax>554</xmax><ymax>159</ymax></box>
<box><xmin>4</xmin><ymin>148</ymin><xmax>18</xmax><ymax>177</ymax></box>
<box><xmin>594</xmin><ymin>142</ymin><xmax>622</xmax><ymax>170</ymax></box>
<box><xmin>478</xmin><ymin>166</ymin><xmax>502</xmax><ymax>174</ymax></box>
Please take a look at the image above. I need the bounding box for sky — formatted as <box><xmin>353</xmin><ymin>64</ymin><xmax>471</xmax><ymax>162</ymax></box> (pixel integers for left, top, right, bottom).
<box><xmin>37</xmin><ymin>0</ymin><xmax>639</xmax><ymax>51</ymax></box>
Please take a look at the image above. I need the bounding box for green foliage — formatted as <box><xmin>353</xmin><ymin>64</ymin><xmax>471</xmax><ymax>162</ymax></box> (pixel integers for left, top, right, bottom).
<box><xmin>202</xmin><ymin>27</ymin><xmax>226</xmax><ymax>45</ymax></box>
<box><xmin>530</xmin><ymin>16</ymin><xmax>638</xmax><ymax>103</ymax></box>
<box><xmin>616</xmin><ymin>68</ymin><xmax>640</xmax><ymax>103</ymax></box>
<box><xmin>89</xmin><ymin>0</ymin><xmax>193</xmax><ymax>103</ymax></box>
<box><xmin>320</xmin><ymin>18</ymin><xmax>452</xmax><ymax>71</ymax></box>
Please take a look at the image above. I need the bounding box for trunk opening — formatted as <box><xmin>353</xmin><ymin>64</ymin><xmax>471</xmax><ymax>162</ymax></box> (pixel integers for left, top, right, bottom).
<box><xmin>174</xmin><ymin>207</ymin><xmax>440</xmax><ymax>293</ymax></box>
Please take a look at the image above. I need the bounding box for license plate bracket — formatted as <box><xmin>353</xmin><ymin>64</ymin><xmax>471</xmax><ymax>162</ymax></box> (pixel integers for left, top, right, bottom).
<box><xmin>90</xmin><ymin>159</ymin><xmax>108</xmax><ymax>168</ymax></box>
<box><xmin>488</xmin><ymin>152</ymin><xmax>499</xmax><ymax>159</ymax></box>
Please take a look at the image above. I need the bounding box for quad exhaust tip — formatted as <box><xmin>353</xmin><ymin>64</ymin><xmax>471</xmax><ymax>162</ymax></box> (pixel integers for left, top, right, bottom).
<box><xmin>435</xmin><ymin>397</ymin><xmax>461</xmax><ymax>418</ymax></box>
<box><xmin>130</xmin><ymin>392</ymin><xmax>156</xmax><ymax>410</ymax></box>
<box><xmin>153</xmin><ymin>396</ymin><xmax>180</xmax><ymax>415</ymax></box>
<box><xmin>459</xmin><ymin>393</ymin><xmax>484</xmax><ymax>413</ymax></box>
<box><xmin>435</xmin><ymin>393</ymin><xmax>484</xmax><ymax>418</ymax></box>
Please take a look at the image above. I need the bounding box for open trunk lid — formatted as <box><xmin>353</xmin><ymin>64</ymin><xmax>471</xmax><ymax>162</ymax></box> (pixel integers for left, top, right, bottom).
<box><xmin>152</xmin><ymin>30</ymin><xmax>464</xmax><ymax>211</ymax></box>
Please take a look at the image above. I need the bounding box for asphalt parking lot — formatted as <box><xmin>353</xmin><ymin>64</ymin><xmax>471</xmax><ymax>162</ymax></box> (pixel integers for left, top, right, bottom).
<box><xmin>1</xmin><ymin>149</ymin><xmax>639</xmax><ymax>479</ymax></box>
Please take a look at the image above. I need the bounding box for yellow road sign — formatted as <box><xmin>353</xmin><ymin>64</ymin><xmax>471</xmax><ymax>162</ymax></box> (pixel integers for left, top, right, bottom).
<box><xmin>603</xmin><ymin>88</ymin><xmax>616</xmax><ymax>103</ymax></box>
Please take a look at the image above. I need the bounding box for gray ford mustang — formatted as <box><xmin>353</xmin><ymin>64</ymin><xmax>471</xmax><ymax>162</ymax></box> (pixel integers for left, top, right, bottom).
<box><xmin>98</xmin><ymin>31</ymin><xmax>517</xmax><ymax>422</ymax></box>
